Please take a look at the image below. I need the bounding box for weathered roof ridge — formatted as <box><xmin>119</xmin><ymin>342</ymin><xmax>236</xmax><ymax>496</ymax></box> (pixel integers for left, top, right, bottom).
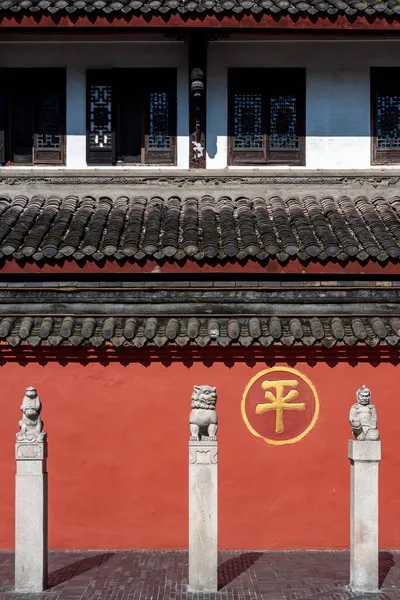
<box><xmin>0</xmin><ymin>193</ymin><xmax>399</xmax><ymax>264</ymax></box>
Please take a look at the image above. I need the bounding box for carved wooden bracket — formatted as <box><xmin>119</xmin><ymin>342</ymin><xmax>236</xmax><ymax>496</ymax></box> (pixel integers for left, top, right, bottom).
<box><xmin>189</xmin><ymin>33</ymin><xmax>207</xmax><ymax>169</ymax></box>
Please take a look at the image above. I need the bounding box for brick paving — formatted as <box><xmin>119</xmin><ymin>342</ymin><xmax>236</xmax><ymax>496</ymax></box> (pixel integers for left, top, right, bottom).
<box><xmin>0</xmin><ymin>550</ymin><xmax>399</xmax><ymax>600</ymax></box>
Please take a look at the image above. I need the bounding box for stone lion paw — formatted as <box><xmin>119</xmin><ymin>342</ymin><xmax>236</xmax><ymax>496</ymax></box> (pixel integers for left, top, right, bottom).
<box><xmin>190</xmin><ymin>435</ymin><xmax>200</xmax><ymax>441</ymax></box>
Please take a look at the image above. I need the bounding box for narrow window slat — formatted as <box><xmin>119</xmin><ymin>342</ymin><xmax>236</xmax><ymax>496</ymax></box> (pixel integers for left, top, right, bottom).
<box><xmin>116</xmin><ymin>71</ymin><xmax>143</xmax><ymax>165</ymax></box>
<box><xmin>86</xmin><ymin>70</ymin><xmax>116</xmax><ymax>165</ymax></box>
<box><xmin>34</xmin><ymin>69</ymin><xmax>66</xmax><ymax>165</ymax></box>
<box><xmin>144</xmin><ymin>69</ymin><xmax>177</xmax><ymax>166</ymax></box>
<box><xmin>371</xmin><ymin>67</ymin><xmax>400</xmax><ymax>165</ymax></box>
<box><xmin>7</xmin><ymin>70</ymin><xmax>34</xmax><ymax>165</ymax></box>
<box><xmin>266</xmin><ymin>69</ymin><xmax>305</xmax><ymax>165</ymax></box>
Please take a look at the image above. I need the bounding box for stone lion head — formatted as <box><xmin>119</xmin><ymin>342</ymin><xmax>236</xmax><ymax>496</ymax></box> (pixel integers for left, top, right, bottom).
<box><xmin>22</xmin><ymin>387</ymin><xmax>41</xmax><ymax>421</ymax></box>
<box><xmin>191</xmin><ymin>385</ymin><xmax>217</xmax><ymax>410</ymax></box>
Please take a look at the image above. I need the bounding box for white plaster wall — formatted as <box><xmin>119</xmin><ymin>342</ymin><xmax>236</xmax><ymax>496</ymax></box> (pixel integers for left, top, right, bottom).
<box><xmin>0</xmin><ymin>41</ymin><xmax>189</xmax><ymax>169</ymax></box>
<box><xmin>207</xmin><ymin>39</ymin><xmax>400</xmax><ymax>169</ymax></box>
<box><xmin>2</xmin><ymin>38</ymin><xmax>400</xmax><ymax>170</ymax></box>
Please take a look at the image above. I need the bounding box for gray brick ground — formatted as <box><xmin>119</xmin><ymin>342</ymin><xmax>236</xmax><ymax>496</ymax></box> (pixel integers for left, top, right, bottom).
<box><xmin>0</xmin><ymin>551</ymin><xmax>398</xmax><ymax>600</ymax></box>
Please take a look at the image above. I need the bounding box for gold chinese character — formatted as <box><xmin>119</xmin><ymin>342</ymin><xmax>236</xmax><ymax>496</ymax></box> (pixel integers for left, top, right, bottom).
<box><xmin>256</xmin><ymin>379</ymin><xmax>305</xmax><ymax>434</ymax></box>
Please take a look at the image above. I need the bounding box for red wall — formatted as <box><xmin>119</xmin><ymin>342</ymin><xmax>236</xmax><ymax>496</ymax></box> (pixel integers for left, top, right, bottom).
<box><xmin>0</xmin><ymin>348</ymin><xmax>399</xmax><ymax>550</ymax></box>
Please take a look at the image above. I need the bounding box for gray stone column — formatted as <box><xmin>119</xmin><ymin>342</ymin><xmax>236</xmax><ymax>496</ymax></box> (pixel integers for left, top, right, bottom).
<box><xmin>348</xmin><ymin>384</ymin><xmax>381</xmax><ymax>594</ymax></box>
<box><xmin>15</xmin><ymin>387</ymin><xmax>48</xmax><ymax>593</ymax></box>
<box><xmin>349</xmin><ymin>440</ymin><xmax>381</xmax><ymax>593</ymax></box>
<box><xmin>188</xmin><ymin>385</ymin><xmax>218</xmax><ymax>593</ymax></box>
<box><xmin>188</xmin><ymin>440</ymin><xmax>218</xmax><ymax>593</ymax></box>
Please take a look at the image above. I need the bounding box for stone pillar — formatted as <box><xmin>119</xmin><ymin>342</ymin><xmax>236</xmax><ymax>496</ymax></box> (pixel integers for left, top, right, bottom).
<box><xmin>188</xmin><ymin>385</ymin><xmax>218</xmax><ymax>593</ymax></box>
<box><xmin>348</xmin><ymin>384</ymin><xmax>381</xmax><ymax>594</ymax></box>
<box><xmin>349</xmin><ymin>440</ymin><xmax>381</xmax><ymax>593</ymax></box>
<box><xmin>15</xmin><ymin>387</ymin><xmax>48</xmax><ymax>593</ymax></box>
<box><xmin>189</xmin><ymin>440</ymin><xmax>218</xmax><ymax>592</ymax></box>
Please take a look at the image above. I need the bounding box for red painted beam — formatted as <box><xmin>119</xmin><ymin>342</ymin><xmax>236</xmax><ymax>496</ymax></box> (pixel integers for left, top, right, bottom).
<box><xmin>1</xmin><ymin>12</ymin><xmax>400</xmax><ymax>29</ymax></box>
<box><xmin>0</xmin><ymin>257</ymin><xmax>398</xmax><ymax>275</ymax></box>
<box><xmin>0</xmin><ymin>343</ymin><xmax>398</xmax><ymax>363</ymax></box>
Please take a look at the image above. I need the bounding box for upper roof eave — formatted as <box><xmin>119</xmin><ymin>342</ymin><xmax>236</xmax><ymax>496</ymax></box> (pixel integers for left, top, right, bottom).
<box><xmin>0</xmin><ymin>182</ymin><xmax>399</xmax><ymax>268</ymax></box>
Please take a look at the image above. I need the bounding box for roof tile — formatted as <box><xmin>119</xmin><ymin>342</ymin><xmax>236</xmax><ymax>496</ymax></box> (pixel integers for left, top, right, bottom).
<box><xmin>0</xmin><ymin>192</ymin><xmax>399</xmax><ymax>265</ymax></box>
<box><xmin>3</xmin><ymin>0</ymin><xmax>397</xmax><ymax>27</ymax></box>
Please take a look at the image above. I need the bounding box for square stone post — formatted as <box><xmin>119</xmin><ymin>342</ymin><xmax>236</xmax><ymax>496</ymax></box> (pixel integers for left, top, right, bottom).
<box><xmin>15</xmin><ymin>387</ymin><xmax>48</xmax><ymax>593</ymax></box>
<box><xmin>189</xmin><ymin>440</ymin><xmax>218</xmax><ymax>592</ymax></box>
<box><xmin>348</xmin><ymin>440</ymin><xmax>381</xmax><ymax>593</ymax></box>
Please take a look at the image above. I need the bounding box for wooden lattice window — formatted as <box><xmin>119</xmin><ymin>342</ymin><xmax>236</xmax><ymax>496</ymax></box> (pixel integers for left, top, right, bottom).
<box><xmin>228</xmin><ymin>68</ymin><xmax>305</xmax><ymax>166</ymax></box>
<box><xmin>371</xmin><ymin>68</ymin><xmax>400</xmax><ymax>165</ymax></box>
<box><xmin>86</xmin><ymin>69</ymin><xmax>177</xmax><ymax>166</ymax></box>
<box><xmin>0</xmin><ymin>69</ymin><xmax>66</xmax><ymax>166</ymax></box>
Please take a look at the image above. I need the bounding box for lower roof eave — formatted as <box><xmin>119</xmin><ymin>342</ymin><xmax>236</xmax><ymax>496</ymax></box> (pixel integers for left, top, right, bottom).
<box><xmin>1</xmin><ymin>315</ymin><xmax>399</xmax><ymax>348</ymax></box>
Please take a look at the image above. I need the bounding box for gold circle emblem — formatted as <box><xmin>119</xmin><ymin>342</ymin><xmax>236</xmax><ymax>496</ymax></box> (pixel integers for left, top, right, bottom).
<box><xmin>241</xmin><ymin>367</ymin><xmax>320</xmax><ymax>446</ymax></box>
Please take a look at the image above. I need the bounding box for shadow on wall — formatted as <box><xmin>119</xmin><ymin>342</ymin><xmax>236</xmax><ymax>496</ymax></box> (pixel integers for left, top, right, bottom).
<box><xmin>218</xmin><ymin>552</ymin><xmax>262</xmax><ymax>590</ymax></box>
<box><xmin>205</xmin><ymin>68</ymin><xmax>374</xmax><ymax>161</ymax></box>
<box><xmin>48</xmin><ymin>553</ymin><xmax>114</xmax><ymax>589</ymax></box>
<box><xmin>44</xmin><ymin>550</ymin><xmax>395</xmax><ymax>592</ymax></box>
<box><xmin>379</xmin><ymin>551</ymin><xmax>395</xmax><ymax>588</ymax></box>
<box><xmin>2</xmin><ymin>346</ymin><xmax>400</xmax><ymax>369</ymax></box>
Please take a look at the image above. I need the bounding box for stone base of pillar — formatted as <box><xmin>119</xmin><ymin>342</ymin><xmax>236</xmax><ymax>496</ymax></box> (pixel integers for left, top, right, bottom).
<box><xmin>188</xmin><ymin>440</ymin><xmax>218</xmax><ymax>593</ymax></box>
<box><xmin>348</xmin><ymin>439</ymin><xmax>381</xmax><ymax>593</ymax></box>
<box><xmin>15</xmin><ymin>440</ymin><xmax>48</xmax><ymax>593</ymax></box>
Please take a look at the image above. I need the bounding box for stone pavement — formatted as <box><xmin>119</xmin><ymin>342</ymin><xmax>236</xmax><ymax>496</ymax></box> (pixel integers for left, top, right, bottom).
<box><xmin>0</xmin><ymin>550</ymin><xmax>399</xmax><ymax>600</ymax></box>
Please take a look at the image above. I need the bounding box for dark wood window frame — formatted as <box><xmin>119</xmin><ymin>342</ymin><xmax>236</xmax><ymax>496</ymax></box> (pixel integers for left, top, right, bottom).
<box><xmin>228</xmin><ymin>68</ymin><xmax>306</xmax><ymax>167</ymax></box>
<box><xmin>86</xmin><ymin>68</ymin><xmax>177</xmax><ymax>166</ymax></box>
<box><xmin>0</xmin><ymin>68</ymin><xmax>66</xmax><ymax>166</ymax></box>
<box><xmin>371</xmin><ymin>67</ymin><xmax>400</xmax><ymax>165</ymax></box>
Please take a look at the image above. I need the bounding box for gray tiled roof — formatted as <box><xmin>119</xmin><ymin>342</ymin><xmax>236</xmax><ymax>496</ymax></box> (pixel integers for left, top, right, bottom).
<box><xmin>2</xmin><ymin>315</ymin><xmax>400</xmax><ymax>347</ymax></box>
<box><xmin>0</xmin><ymin>0</ymin><xmax>399</xmax><ymax>14</ymax></box>
<box><xmin>0</xmin><ymin>193</ymin><xmax>399</xmax><ymax>264</ymax></box>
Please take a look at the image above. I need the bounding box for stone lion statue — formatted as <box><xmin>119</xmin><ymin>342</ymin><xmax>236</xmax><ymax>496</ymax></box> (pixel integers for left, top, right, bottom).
<box><xmin>17</xmin><ymin>386</ymin><xmax>46</xmax><ymax>442</ymax></box>
<box><xmin>189</xmin><ymin>385</ymin><xmax>218</xmax><ymax>441</ymax></box>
